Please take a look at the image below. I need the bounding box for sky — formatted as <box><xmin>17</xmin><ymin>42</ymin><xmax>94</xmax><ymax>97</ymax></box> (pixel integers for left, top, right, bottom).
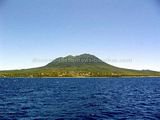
<box><xmin>0</xmin><ymin>0</ymin><xmax>160</xmax><ymax>71</ymax></box>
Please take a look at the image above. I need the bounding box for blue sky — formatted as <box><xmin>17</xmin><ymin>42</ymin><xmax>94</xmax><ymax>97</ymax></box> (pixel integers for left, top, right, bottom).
<box><xmin>0</xmin><ymin>0</ymin><xmax>160</xmax><ymax>71</ymax></box>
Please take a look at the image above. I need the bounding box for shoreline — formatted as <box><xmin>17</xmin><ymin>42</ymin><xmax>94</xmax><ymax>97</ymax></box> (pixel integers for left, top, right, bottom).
<box><xmin>1</xmin><ymin>76</ymin><xmax>160</xmax><ymax>79</ymax></box>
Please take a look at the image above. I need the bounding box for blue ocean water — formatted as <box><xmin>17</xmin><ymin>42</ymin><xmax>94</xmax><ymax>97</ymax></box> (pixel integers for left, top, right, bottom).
<box><xmin>0</xmin><ymin>78</ymin><xmax>160</xmax><ymax>120</ymax></box>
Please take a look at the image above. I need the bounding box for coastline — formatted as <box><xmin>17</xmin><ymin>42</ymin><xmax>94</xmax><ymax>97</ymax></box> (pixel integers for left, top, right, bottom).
<box><xmin>1</xmin><ymin>76</ymin><xmax>160</xmax><ymax>79</ymax></box>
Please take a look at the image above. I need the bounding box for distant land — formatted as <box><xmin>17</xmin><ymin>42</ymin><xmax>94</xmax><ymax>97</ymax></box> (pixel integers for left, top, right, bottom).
<box><xmin>0</xmin><ymin>54</ymin><xmax>160</xmax><ymax>77</ymax></box>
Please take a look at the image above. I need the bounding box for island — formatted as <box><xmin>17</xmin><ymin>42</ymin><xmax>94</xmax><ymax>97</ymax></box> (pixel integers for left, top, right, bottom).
<box><xmin>0</xmin><ymin>54</ymin><xmax>160</xmax><ymax>77</ymax></box>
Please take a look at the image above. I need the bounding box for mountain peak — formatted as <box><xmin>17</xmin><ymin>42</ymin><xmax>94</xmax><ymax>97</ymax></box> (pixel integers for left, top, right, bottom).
<box><xmin>45</xmin><ymin>53</ymin><xmax>105</xmax><ymax>68</ymax></box>
<box><xmin>64</xmin><ymin>53</ymin><xmax>96</xmax><ymax>58</ymax></box>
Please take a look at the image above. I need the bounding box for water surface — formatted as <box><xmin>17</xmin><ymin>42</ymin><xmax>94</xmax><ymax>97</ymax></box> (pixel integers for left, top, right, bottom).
<box><xmin>0</xmin><ymin>78</ymin><xmax>160</xmax><ymax>120</ymax></box>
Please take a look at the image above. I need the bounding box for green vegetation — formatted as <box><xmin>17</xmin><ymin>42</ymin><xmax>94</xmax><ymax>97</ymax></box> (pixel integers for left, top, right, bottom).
<box><xmin>0</xmin><ymin>54</ymin><xmax>160</xmax><ymax>77</ymax></box>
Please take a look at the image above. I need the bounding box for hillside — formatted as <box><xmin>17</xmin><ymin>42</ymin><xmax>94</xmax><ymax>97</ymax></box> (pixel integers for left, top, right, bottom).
<box><xmin>0</xmin><ymin>54</ymin><xmax>160</xmax><ymax>77</ymax></box>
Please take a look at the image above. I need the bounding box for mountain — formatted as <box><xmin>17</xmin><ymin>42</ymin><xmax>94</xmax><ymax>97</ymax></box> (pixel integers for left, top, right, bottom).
<box><xmin>45</xmin><ymin>54</ymin><xmax>108</xmax><ymax>68</ymax></box>
<box><xmin>0</xmin><ymin>54</ymin><xmax>160</xmax><ymax>77</ymax></box>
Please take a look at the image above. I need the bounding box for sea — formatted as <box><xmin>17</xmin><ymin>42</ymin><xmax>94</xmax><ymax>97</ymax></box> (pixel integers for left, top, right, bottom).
<box><xmin>0</xmin><ymin>77</ymin><xmax>160</xmax><ymax>120</ymax></box>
